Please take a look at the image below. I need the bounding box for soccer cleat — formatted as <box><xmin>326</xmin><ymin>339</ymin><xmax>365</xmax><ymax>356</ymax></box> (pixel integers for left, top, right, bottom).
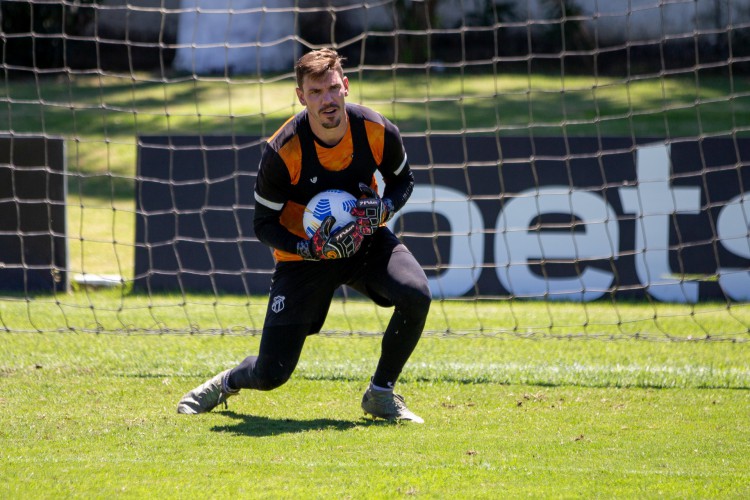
<box><xmin>177</xmin><ymin>369</ymin><xmax>238</xmax><ymax>414</ymax></box>
<box><xmin>361</xmin><ymin>386</ymin><xmax>424</xmax><ymax>424</ymax></box>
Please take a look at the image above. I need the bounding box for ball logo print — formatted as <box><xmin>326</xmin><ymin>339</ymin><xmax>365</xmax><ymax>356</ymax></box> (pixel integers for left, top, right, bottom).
<box><xmin>303</xmin><ymin>189</ymin><xmax>357</xmax><ymax>238</ymax></box>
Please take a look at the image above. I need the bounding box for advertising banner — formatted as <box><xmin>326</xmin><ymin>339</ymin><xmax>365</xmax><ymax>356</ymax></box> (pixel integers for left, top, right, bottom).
<box><xmin>0</xmin><ymin>136</ymin><xmax>67</xmax><ymax>292</ymax></box>
<box><xmin>135</xmin><ymin>135</ymin><xmax>750</xmax><ymax>302</ymax></box>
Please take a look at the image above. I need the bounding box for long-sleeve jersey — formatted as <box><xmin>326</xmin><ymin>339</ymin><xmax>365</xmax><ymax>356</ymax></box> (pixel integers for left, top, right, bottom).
<box><xmin>253</xmin><ymin>103</ymin><xmax>414</xmax><ymax>262</ymax></box>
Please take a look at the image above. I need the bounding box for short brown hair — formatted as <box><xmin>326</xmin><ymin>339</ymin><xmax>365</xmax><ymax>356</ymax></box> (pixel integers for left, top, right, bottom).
<box><xmin>295</xmin><ymin>48</ymin><xmax>345</xmax><ymax>90</ymax></box>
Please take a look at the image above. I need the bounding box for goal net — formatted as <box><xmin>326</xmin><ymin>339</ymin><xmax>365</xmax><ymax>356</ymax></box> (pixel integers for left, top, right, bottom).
<box><xmin>1</xmin><ymin>0</ymin><xmax>749</xmax><ymax>340</ymax></box>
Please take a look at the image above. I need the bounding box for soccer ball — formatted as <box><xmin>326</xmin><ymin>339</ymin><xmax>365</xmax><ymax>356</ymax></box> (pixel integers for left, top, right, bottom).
<box><xmin>303</xmin><ymin>189</ymin><xmax>357</xmax><ymax>238</ymax></box>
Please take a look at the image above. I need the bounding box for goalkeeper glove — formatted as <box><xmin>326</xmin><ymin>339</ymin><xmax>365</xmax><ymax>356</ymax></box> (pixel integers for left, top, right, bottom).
<box><xmin>351</xmin><ymin>182</ymin><xmax>395</xmax><ymax>236</ymax></box>
<box><xmin>297</xmin><ymin>216</ymin><xmax>364</xmax><ymax>260</ymax></box>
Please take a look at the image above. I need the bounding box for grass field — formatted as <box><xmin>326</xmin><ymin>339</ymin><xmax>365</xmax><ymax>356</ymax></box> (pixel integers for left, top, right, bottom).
<box><xmin>1</xmin><ymin>330</ymin><xmax>749</xmax><ymax>498</ymax></box>
<box><xmin>1</xmin><ymin>294</ymin><xmax>749</xmax><ymax>497</ymax></box>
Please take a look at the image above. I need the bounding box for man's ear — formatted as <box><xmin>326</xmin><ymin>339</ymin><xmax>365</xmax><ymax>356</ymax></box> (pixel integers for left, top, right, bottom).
<box><xmin>296</xmin><ymin>87</ymin><xmax>306</xmax><ymax>106</ymax></box>
<box><xmin>343</xmin><ymin>76</ymin><xmax>349</xmax><ymax>97</ymax></box>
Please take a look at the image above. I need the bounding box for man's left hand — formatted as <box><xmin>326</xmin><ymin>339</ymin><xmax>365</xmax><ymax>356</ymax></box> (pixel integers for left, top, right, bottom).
<box><xmin>351</xmin><ymin>182</ymin><xmax>394</xmax><ymax>235</ymax></box>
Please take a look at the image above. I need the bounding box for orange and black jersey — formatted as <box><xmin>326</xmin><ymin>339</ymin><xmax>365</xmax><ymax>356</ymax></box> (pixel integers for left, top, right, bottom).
<box><xmin>254</xmin><ymin>103</ymin><xmax>414</xmax><ymax>262</ymax></box>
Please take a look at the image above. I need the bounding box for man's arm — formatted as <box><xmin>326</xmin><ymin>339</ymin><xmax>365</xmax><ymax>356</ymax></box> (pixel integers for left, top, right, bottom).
<box><xmin>381</xmin><ymin>164</ymin><xmax>414</xmax><ymax>214</ymax></box>
<box><xmin>253</xmin><ymin>143</ymin><xmax>304</xmax><ymax>255</ymax></box>
<box><xmin>379</xmin><ymin>117</ymin><xmax>414</xmax><ymax>212</ymax></box>
<box><xmin>253</xmin><ymin>201</ymin><xmax>301</xmax><ymax>255</ymax></box>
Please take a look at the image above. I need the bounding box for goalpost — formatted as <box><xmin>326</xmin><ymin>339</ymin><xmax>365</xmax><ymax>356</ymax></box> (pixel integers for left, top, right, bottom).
<box><xmin>0</xmin><ymin>0</ymin><xmax>749</xmax><ymax>340</ymax></box>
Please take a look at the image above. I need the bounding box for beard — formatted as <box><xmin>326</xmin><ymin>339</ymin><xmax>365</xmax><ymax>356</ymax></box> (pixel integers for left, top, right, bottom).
<box><xmin>320</xmin><ymin>116</ymin><xmax>342</xmax><ymax>129</ymax></box>
<box><xmin>317</xmin><ymin>105</ymin><xmax>342</xmax><ymax>129</ymax></box>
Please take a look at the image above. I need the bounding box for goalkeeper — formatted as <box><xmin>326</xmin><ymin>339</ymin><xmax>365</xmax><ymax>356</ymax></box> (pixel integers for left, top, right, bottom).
<box><xmin>177</xmin><ymin>48</ymin><xmax>431</xmax><ymax>423</ymax></box>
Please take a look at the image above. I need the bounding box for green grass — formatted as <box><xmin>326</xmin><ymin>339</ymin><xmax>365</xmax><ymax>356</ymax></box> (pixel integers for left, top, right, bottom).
<box><xmin>1</xmin><ymin>331</ymin><xmax>748</xmax><ymax>498</ymax></box>
<box><xmin>7</xmin><ymin>73</ymin><xmax>748</xmax><ymax>164</ymax></box>
<box><xmin>2</xmin><ymin>291</ymin><xmax>749</xmax><ymax>340</ymax></box>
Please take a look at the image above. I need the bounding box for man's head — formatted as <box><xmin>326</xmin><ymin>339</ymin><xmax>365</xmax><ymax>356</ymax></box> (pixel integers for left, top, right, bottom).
<box><xmin>295</xmin><ymin>48</ymin><xmax>345</xmax><ymax>91</ymax></box>
<box><xmin>295</xmin><ymin>49</ymin><xmax>350</xmax><ymax>139</ymax></box>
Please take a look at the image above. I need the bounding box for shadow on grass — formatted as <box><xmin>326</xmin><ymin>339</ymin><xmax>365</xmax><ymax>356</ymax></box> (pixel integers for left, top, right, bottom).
<box><xmin>211</xmin><ymin>410</ymin><xmax>391</xmax><ymax>437</ymax></box>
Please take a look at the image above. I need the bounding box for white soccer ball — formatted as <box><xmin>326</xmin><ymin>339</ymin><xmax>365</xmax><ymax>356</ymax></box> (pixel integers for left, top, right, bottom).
<box><xmin>303</xmin><ymin>189</ymin><xmax>357</xmax><ymax>238</ymax></box>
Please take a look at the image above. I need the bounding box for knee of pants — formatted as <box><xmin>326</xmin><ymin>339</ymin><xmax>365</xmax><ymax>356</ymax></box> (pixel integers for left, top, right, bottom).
<box><xmin>255</xmin><ymin>376</ymin><xmax>289</xmax><ymax>391</ymax></box>
<box><xmin>400</xmin><ymin>281</ymin><xmax>432</xmax><ymax>320</ymax></box>
<box><xmin>252</xmin><ymin>361</ymin><xmax>295</xmax><ymax>391</ymax></box>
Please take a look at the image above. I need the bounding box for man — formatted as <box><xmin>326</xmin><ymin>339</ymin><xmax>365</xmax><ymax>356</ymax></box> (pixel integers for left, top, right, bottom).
<box><xmin>177</xmin><ymin>48</ymin><xmax>431</xmax><ymax>423</ymax></box>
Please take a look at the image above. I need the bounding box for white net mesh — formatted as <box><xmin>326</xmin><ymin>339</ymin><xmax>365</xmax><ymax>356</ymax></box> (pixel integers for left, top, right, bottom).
<box><xmin>0</xmin><ymin>0</ymin><xmax>748</xmax><ymax>339</ymax></box>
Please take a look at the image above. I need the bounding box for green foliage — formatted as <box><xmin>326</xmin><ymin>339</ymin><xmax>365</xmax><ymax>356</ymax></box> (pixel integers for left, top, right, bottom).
<box><xmin>537</xmin><ymin>0</ymin><xmax>593</xmax><ymax>53</ymax></box>
<box><xmin>0</xmin><ymin>1</ymin><xmax>99</xmax><ymax>71</ymax></box>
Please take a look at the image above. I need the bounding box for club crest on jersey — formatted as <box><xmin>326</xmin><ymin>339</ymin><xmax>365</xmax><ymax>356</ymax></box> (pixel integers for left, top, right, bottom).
<box><xmin>271</xmin><ymin>295</ymin><xmax>286</xmax><ymax>313</ymax></box>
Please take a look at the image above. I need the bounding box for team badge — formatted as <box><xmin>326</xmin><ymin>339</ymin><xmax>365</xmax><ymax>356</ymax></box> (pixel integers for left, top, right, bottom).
<box><xmin>271</xmin><ymin>295</ymin><xmax>286</xmax><ymax>313</ymax></box>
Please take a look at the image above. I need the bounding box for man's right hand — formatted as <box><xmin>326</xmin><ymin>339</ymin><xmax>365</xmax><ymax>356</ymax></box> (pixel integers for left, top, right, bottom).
<box><xmin>297</xmin><ymin>216</ymin><xmax>364</xmax><ymax>260</ymax></box>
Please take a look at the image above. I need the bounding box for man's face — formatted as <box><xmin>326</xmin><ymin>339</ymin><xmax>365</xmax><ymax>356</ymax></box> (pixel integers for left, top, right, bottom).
<box><xmin>296</xmin><ymin>69</ymin><xmax>349</xmax><ymax>130</ymax></box>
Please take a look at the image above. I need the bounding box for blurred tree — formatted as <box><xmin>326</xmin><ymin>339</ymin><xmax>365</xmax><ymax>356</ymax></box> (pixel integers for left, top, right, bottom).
<box><xmin>0</xmin><ymin>0</ymin><xmax>99</xmax><ymax>76</ymax></box>
<box><xmin>394</xmin><ymin>0</ymin><xmax>438</xmax><ymax>64</ymax></box>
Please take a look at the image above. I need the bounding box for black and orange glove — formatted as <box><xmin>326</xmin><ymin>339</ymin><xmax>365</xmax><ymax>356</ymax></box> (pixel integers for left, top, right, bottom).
<box><xmin>297</xmin><ymin>216</ymin><xmax>364</xmax><ymax>260</ymax></box>
<box><xmin>350</xmin><ymin>183</ymin><xmax>395</xmax><ymax>235</ymax></box>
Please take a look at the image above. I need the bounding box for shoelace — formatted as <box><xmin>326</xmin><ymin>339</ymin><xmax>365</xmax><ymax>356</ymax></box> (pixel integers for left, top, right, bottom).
<box><xmin>393</xmin><ymin>394</ymin><xmax>415</xmax><ymax>414</ymax></box>
<box><xmin>372</xmin><ymin>391</ymin><xmax>407</xmax><ymax>413</ymax></box>
<box><xmin>216</xmin><ymin>389</ymin><xmax>237</xmax><ymax>409</ymax></box>
<box><xmin>217</xmin><ymin>372</ymin><xmax>238</xmax><ymax>409</ymax></box>
<box><xmin>195</xmin><ymin>382</ymin><xmax>231</xmax><ymax>410</ymax></box>
<box><xmin>220</xmin><ymin>395</ymin><xmax>230</xmax><ymax>410</ymax></box>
